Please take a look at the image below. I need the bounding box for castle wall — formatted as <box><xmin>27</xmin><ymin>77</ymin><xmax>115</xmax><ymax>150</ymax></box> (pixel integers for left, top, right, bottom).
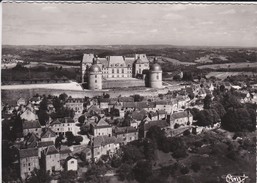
<box><xmin>149</xmin><ymin>71</ymin><xmax>162</xmax><ymax>88</ymax></box>
<box><xmin>102</xmin><ymin>79</ymin><xmax>145</xmax><ymax>89</ymax></box>
<box><xmin>88</xmin><ymin>72</ymin><xmax>102</xmax><ymax>90</ymax></box>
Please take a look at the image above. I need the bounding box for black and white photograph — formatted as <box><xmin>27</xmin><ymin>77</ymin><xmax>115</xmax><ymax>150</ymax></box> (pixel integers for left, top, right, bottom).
<box><xmin>1</xmin><ymin>2</ymin><xmax>257</xmax><ymax>183</ymax></box>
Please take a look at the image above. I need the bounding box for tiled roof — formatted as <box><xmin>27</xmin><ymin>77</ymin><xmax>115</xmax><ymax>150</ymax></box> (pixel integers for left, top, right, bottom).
<box><xmin>131</xmin><ymin>110</ymin><xmax>147</xmax><ymax>121</ymax></box>
<box><xmin>114</xmin><ymin>126</ymin><xmax>137</xmax><ymax>135</ymax></box>
<box><xmin>157</xmin><ymin>110</ymin><xmax>166</xmax><ymax>115</ymax></box>
<box><xmin>59</xmin><ymin>117</ymin><xmax>75</xmax><ymax>124</ymax></box>
<box><xmin>118</xmin><ymin>97</ymin><xmax>134</xmax><ymax>102</ymax></box>
<box><xmin>171</xmin><ymin>111</ymin><xmax>192</xmax><ymax>119</ymax></box>
<box><xmin>81</xmin><ymin>147</ymin><xmax>91</xmax><ymax>154</ymax></box>
<box><xmin>46</xmin><ymin>145</ymin><xmax>59</xmax><ymax>155</ymax></box>
<box><xmin>37</xmin><ymin>141</ymin><xmax>54</xmax><ymax>148</ymax></box>
<box><xmin>97</xmin><ymin>58</ymin><xmax>108</xmax><ymax>68</ymax></box>
<box><xmin>144</xmin><ymin>120</ymin><xmax>169</xmax><ymax>131</ymax></box>
<box><xmin>95</xmin><ymin>119</ymin><xmax>111</xmax><ymax>129</ymax></box>
<box><xmin>155</xmin><ymin>101</ymin><xmax>170</xmax><ymax>105</ymax></box>
<box><xmin>66</xmin><ymin>98</ymin><xmax>84</xmax><ymax>103</ymax></box>
<box><xmin>108</xmin><ymin>56</ymin><xmax>126</xmax><ymax>67</ymax></box>
<box><xmin>23</xmin><ymin>120</ymin><xmax>41</xmax><ymax>129</ymax></box>
<box><xmin>59</xmin><ymin>146</ymin><xmax>72</xmax><ymax>154</ymax></box>
<box><xmin>93</xmin><ymin>136</ymin><xmax>120</xmax><ymax>148</ymax></box>
<box><xmin>41</xmin><ymin>128</ymin><xmax>56</xmax><ymax>138</ymax></box>
<box><xmin>99</xmin><ymin>98</ymin><xmax>111</xmax><ymax>103</ymax></box>
<box><xmin>149</xmin><ymin>111</ymin><xmax>158</xmax><ymax>117</ymax></box>
<box><xmin>50</xmin><ymin>119</ymin><xmax>62</xmax><ymax>126</ymax></box>
<box><xmin>124</xmin><ymin>58</ymin><xmax>135</xmax><ymax>67</ymax></box>
<box><xmin>82</xmin><ymin>53</ymin><xmax>94</xmax><ymax>63</ymax></box>
<box><xmin>24</xmin><ymin>133</ymin><xmax>39</xmax><ymax>148</ymax></box>
<box><xmin>123</xmin><ymin>102</ymin><xmax>136</xmax><ymax>108</ymax></box>
<box><xmin>19</xmin><ymin>148</ymin><xmax>38</xmax><ymax>158</ymax></box>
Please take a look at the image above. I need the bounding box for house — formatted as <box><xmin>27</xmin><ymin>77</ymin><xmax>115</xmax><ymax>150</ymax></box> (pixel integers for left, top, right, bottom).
<box><xmin>65</xmin><ymin>98</ymin><xmax>84</xmax><ymax>115</ymax></box>
<box><xmin>92</xmin><ymin>136</ymin><xmax>122</xmax><ymax>161</ymax></box>
<box><xmin>139</xmin><ymin>120</ymin><xmax>169</xmax><ymax>138</ymax></box>
<box><xmin>37</xmin><ymin>141</ymin><xmax>54</xmax><ymax>158</ymax></box>
<box><xmin>20</xmin><ymin>109</ymin><xmax>38</xmax><ymax>121</ymax></box>
<box><xmin>65</xmin><ymin>156</ymin><xmax>78</xmax><ymax>171</ymax></box>
<box><xmin>81</xmin><ymin>147</ymin><xmax>92</xmax><ymax>162</ymax></box>
<box><xmin>130</xmin><ymin>109</ymin><xmax>147</xmax><ymax>125</ymax></box>
<box><xmin>155</xmin><ymin>101</ymin><xmax>173</xmax><ymax>114</ymax></box>
<box><xmin>19</xmin><ymin>148</ymin><xmax>39</xmax><ymax>180</ymax></box>
<box><xmin>22</xmin><ymin>120</ymin><xmax>42</xmax><ymax>137</ymax></box>
<box><xmin>17</xmin><ymin>98</ymin><xmax>27</xmax><ymax>106</ymax></box>
<box><xmin>41</xmin><ymin>128</ymin><xmax>56</xmax><ymax>142</ymax></box>
<box><xmin>91</xmin><ymin>118</ymin><xmax>112</xmax><ymax>137</ymax></box>
<box><xmin>157</xmin><ymin>110</ymin><xmax>167</xmax><ymax>120</ymax></box>
<box><xmin>50</xmin><ymin>117</ymin><xmax>75</xmax><ymax>136</ymax></box>
<box><xmin>41</xmin><ymin>145</ymin><xmax>61</xmax><ymax>174</ymax></box>
<box><xmin>99</xmin><ymin>98</ymin><xmax>111</xmax><ymax>109</ymax></box>
<box><xmin>148</xmin><ymin>111</ymin><xmax>158</xmax><ymax>121</ymax></box>
<box><xmin>113</xmin><ymin>126</ymin><xmax>138</xmax><ymax>144</ymax></box>
<box><xmin>22</xmin><ymin>133</ymin><xmax>39</xmax><ymax>149</ymax></box>
<box><xmin>169</xmin><ymin>111</ymin><xmax>193</xmax><ymax>129</ymax></box>
<box><xmin>59</xmin><ymin>146</ymin><xmax>72</xmax><ymax>160</ymax></box>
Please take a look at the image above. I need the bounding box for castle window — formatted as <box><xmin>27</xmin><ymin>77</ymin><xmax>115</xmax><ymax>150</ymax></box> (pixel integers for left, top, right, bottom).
<box><xmin>122</xmin><ymin>69</ymin><xmax>124</xmax><ymax>73</ymax></box>
<box><xmin>157</xmin><ymin>75</ymin><xmax>159</xmax><ymax>80</ymax></box>
<box><xmin>139</xmin><ymin>64</ymin><xmax>141</xmax><ymax>67</ymax></box>
<box><xmin>112</xmin><ymin>69</ymin><xmax>114</xmax><ymax>73</ymax></box>
<box><xmin>95</xmin><ymin>75</ymin><xmax>97</xmax><ymax>78</ymax></box>
<box><xmin>117</xmin><ymin>69</ymin><xmax>119</xmax><ymax>73</ymax></box>
<box><xmin>95</xmin><ymin>80</ymin><xmax>97</xmax><ymax>83</ymax></box>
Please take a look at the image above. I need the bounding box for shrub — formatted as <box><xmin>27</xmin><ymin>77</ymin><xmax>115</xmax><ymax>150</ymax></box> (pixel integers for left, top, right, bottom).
<box><xmin>180</xmin><ymin>167</ymin><xmax>189</xmax><ymax>175</ymax></box>
<box><xmin>190</xmin><ymin>162</ymin><xmax>201</xmax><ymax>172</ymax></box>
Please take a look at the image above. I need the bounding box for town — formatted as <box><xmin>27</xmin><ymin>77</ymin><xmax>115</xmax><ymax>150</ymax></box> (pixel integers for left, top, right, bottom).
<box><xmin>2</xmin><ymin>53</ymin><xmax>257</xmax><ymax>183</ymax></box>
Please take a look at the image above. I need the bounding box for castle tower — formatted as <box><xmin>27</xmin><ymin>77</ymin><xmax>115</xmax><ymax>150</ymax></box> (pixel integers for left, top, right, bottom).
<box><xmin>88</xmin><ymin>58</ymin><xmax>102</xmax><ymax>90</ymax></box>
<box><xmin>149</xmin><ymin>58</ymin><xmax>162</xmax><ymax>88</ymax></box>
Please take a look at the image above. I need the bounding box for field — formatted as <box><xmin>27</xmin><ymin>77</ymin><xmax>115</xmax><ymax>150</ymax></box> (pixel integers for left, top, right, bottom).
<box><xmin>161</xmin><ymin>57</ymin><xmax>196</xmax><ymax>65</ymax></box>
<box><xmin>197</xmin><ymin>62</ymin><xmax>257</xmax><ymax>70</ymax></box>
<box><xmin>206</xmin><ymin>72</ymin><xmax>256</xmax><ymax>80</ymax></box>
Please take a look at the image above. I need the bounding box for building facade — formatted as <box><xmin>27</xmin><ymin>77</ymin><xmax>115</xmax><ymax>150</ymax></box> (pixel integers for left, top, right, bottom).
<box><xmin>81</xmin><ymin>54</ymin><xmax>163</xmax><ymax>90</ymax></box>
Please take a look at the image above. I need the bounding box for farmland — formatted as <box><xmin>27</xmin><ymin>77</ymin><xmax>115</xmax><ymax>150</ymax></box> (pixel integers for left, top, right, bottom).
<box><xmin>197</xmin><ymin>62</ymin><xmax>257</xmax><ymax>70</ymax></box>
<box><xmin>206</xmin><ymin>72</ymin><xmax>256</xmax><ymax>80</ymax></box>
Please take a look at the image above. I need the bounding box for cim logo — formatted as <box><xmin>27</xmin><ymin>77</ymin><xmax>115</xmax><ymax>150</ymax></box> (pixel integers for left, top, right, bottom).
<box><xmin>225</xmin><ymin>174</ymin><xmax>248</xmax><ymax>183</ymax></box>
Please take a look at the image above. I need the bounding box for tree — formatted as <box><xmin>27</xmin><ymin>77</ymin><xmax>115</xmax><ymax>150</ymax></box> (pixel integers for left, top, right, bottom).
<box><xmin>117</xmin><ymin>163</ymin><xmax>134</xmax><ymax>181</ymax></box>
<box><xmin>59</xmin><ymin>93</ymin><xmax>68</xmax><ymax>102</ymax></box>
<box><xmin>66</xmin><ymin>131</ymin><xmax>75</xmax><ymax>146</ymax></box>
<box><xmin>133</xmin><ymin>160</ymin><xmax>152</xmax><ymax>183</ymax></box>
<box><xmin>221</xmin><ymin>107</ymin><xmax>255</xmax><ymax>132</ymax></box>
<box><xmin>37</xmin><ymin>110</ymin><xmax>49</xmax><ymax>126</ymax></box>
<box><xmin>133</xmin><ymin>94</ymin><xmax>144</xmax><ymax>102</ymax></box>
<box><xmin>203</xmin><ymin>94</ymin><xmax>212</xmax><ymax>109</ymax></box>
<box><xmin>103</xmin><ymin>93</ymin><xmax>110</xmax><ymax>98</ymax></box>
<box><xmin>80</xmin><ymin>124</ymin><xmax>90</xmax><ymax>135</ymax></box>
<box><xmin>122</xmin><ymin>144</ymin><xmax>144</xmax><ymax>163</ymax></box>
<box><xmin>74</xmin><ymin>136</ymin><xmax>83</xmax><ymax>144</ymax></box>
<box><xmin>59</xmin><ymin>171</ymin><xmax>77</xmax><ymax>183</ymax></box>
<box><xmin>143</xmin><ymin>138</ymin><xmax>156</xmax><ymax>160</ymax></box>
<box><xmin>191</xmin><ymin>162</ymin><xmax>201</xmax><ymax>172</ymax></box>
<box><xmin>26</xmin><ymin>169</ymin><xmax>52</xmax><ymax>183</ymax></box>
<box><xmin>78</xmin><ymin>115</ymin><xmax>85</xmax><ymax>124</ymax></box>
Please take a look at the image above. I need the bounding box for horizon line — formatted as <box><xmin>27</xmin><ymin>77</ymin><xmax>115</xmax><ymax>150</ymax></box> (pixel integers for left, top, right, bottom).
<box><xmin>2</xmin><ymin>44</ymin><xmax>257</xmax><ymax>49</ymax></box>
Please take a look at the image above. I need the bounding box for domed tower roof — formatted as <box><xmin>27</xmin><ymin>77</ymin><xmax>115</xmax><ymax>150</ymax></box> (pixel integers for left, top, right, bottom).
<box><xmin>89</xmin><ymin>64</ymin><xmax>101</xmax><ymax>72</ymax></box>
<box><xmin>150</xmin><ymin>63</ymin><xmax>162</xmax><ymax>71</ymax></box>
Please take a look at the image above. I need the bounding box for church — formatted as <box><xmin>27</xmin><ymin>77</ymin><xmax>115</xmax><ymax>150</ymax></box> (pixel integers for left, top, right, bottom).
<box><xmin>81</xmin><ymin>54</ymin><xmax>163</xmax><ymax>90</ymax></box>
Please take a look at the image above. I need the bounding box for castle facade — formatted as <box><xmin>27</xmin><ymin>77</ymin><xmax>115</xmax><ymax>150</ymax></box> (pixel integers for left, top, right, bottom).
<box><xmin>81</xmin><ymin>54</ymin><xmax>162</xmax><ymax>90</ymax></box>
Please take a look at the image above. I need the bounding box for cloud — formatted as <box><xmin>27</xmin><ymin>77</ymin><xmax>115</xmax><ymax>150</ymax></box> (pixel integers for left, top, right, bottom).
<box><xmin>163</xmin><ymin>13</ymin><xmax>183</xmax><ymax>20</ymax></box>
<box><xmin>219</xmin><ymin>9</ymin><xmax>236</xmax><ymax>15</ymax></box>
<box><xmin>149</xmin><ymin>29</ymin><xmax>158</xmax><ymax>33</ymax></box>
<box><xmin>100</xmin><ymin>14</ymin><xmax>107</xmax><ymax>19</ymax></box>
<box><xmin>41</xmin><ymin>6</ymin><xmax>60</xmax><ymax>13</ymax></box>
<box><xmin>198</xmin><ymin>21</ymin><xmax>214</xmax><ymax>25</ymax></box>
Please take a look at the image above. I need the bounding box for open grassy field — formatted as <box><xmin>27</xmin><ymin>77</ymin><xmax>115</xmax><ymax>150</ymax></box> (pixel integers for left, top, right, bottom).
<box><xmin>197</xmin><ymin>62</ymin><xmax>257</xmax><ymax>70</ymax></box>
<box><xmin>206</xmin><ymin>72</ymin><xmax>256</xmax><ymax>80</ymax></box>
<box><xmin>162</xmin><ymin>57</ymin><xmax>196</xmax><ymax>65</ymax></box>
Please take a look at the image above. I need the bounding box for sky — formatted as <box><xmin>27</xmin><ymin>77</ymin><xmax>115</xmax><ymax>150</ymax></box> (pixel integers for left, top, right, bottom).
<box><xmin>2</xmin><ymin>3</ymin><xmax>257</xmax><ymax>47</ymax></box>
